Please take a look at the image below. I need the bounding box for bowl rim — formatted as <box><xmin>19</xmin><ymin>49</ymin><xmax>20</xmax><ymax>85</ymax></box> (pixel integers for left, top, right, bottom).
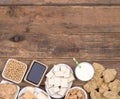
<box><xmin>65</xmin><ymin>86</ymin><xmax>88</xmax><ymax>99</ymax></box>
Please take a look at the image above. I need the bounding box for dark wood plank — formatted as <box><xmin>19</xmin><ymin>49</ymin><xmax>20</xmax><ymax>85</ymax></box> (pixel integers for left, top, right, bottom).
<box><xmin>0</xmin><ymin>6</ymin><xmax>120</xmax><ymax>33</ymax></box>
<box><xmin>0</xmin><ymin>0</ymin><xmax>120</xmax><ymax>5</ymax></box>
<box><xmin>0</xmin><ymin>33</ymin><xmax>120</xmax><ymax>60</ymax></box>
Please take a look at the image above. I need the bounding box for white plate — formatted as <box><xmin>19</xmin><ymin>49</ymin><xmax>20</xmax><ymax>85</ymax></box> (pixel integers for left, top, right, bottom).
<box><xmin>0</xmin><ymin>80</ymin><xmax>20</xmax><ymax>99</ymax></box>
<box><xmin>18</xmin><ymin>86</ymin><xmax>51</xmax><ymax>99</ymax></box>
<box><xmin>45</xmin><ymin>64</ymin><xmax>74</xmax><ymax>99</ymax></box>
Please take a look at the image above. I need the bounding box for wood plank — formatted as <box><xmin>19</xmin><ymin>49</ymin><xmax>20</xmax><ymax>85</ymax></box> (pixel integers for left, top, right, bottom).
<box><xmin>0</xmin><ymin>6</ymin><xmax>120</xmax><ymax>34</ymax></box>
<box><xmin>0</xmin><ymin>0</ymin><xmax>120</xmax><ymax>5</ymax></box>
<box><xmin>0</xmin><ymin>32</ymin><xmax>120</xmax><ymax>60</ymax></box>
<box><xmin>0</xmin><ymin>59</ymin><xmax>120</xmax><ymax>86</ymax></box>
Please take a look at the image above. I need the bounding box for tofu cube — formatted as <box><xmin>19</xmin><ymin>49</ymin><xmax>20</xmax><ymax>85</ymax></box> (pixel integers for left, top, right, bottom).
<box><xmin>53</xmin><ymin>86</ymin><xmax>60</xmax><ymax>93</ymax></box>
<box><xmin>53</xmin><ymin>65</ymin><xmax>60</xmax><ymax>72</ymax></box>
<box><xmin>46</xmin><ymin>71</ymin><xmax>54</xmax><ymax>78</ymax></box>
<box><xmin>48</xmin><ymin>87</ymin><xmax>55</xmax><ymax>95</ymax></box>
<box><xmin>54</xmin><ymin>78</ymin><xmax>61</xmax><ymax>86</ymax></box>
<box><xmin>48</xmin><ymin>78</ymin><xmax>54</xmax><ymax>86</ymax></box>
<box><xmin>67</xmin><ymin>74</ymin><xmax>75</xmax><ymax>82</ymax></box>
<box><xmin>54</xmin><ymin>71</ymin><xmax>64</xmax><ymax>77</ymax></box>
<box><xmin>61</xmin><ymin>78</ymin><xmax>68</xmax><ymax>87</ymax></box>
<box><xmin>58</xmin><ymin>88</ymin><xmax>67</xmax><ymax>96</ymax></box>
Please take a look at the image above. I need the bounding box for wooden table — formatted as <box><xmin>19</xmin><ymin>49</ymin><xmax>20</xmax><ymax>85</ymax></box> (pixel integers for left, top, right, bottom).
<box><xmin>0</xmin><ymin>0</ymin><xmax>120</xmax><ymax>99</ymax></box>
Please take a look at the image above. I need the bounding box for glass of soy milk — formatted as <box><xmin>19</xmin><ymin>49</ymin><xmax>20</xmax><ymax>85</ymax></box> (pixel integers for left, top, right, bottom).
<box><xmin>75</xmin><ymin>62</ymin><xmax>95</xmax><ymax>81</ymax></box>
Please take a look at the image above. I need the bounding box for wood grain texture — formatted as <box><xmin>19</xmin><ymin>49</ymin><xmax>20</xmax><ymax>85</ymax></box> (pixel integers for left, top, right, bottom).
<box><xmin>0</xmin><ymin>33</ymin><xmax>120</xmax><ymax>60</ymax></box>
<box><xmin>0</xmin><ymin>0</ymin><xmax>120</xmax><ymax>5</ymax></box>
<box><xmin>0</xmin><ymin>6</ymin><xmax>120</xmax><ymax>33</ymax></box>
<box><xmin>0</xmin><ymin>4</ymin><xmax>120</xmax><ymax>99</ymax></box>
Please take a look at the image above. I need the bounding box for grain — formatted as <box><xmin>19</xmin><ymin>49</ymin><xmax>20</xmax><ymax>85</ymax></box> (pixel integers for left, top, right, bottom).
<box><xmin>3</xmin><ymin>59</ymin><xmax>27</xmax><ymax>83</ymax></box>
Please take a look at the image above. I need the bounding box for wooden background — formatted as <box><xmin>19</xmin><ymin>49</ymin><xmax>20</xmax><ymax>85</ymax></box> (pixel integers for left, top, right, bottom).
<box><xmin>0</xmin><ymin>0</ymin><xmax>120</xmax><ymax>99</ymax></box>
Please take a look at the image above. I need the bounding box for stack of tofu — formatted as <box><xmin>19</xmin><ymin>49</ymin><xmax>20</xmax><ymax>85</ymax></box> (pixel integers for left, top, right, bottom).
<box><xmin>45</xmin><ymin>64</ymin><xmax>75</xmax><ymax>97</ymax></box>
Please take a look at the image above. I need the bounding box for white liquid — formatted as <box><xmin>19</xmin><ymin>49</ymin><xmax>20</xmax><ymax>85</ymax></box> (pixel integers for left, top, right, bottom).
<box><xmin>75</xmin><ymin>62</ymin><xmax>94</xmax><ymax>81</ymax></box>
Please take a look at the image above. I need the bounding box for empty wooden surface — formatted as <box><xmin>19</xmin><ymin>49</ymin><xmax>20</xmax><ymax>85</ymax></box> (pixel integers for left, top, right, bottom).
<box><xmin>0</xmin><ymin>1</ymin><xmax>120</xmax><ymax>99</ymax></box>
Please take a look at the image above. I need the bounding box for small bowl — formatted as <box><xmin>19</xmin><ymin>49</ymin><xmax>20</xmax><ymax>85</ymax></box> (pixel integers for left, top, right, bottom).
<box><xmin>2</xmin><ymin>59</ymin><xmax>27</xmax><ymax>84</ymax></box>
<box><xmin>65</xmin><ymin>87</ymin><xmax>88</xmax><ymax>99</ymax></box>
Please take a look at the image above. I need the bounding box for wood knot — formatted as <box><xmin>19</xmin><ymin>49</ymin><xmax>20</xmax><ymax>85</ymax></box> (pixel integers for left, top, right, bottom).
<box><xmin>10</xmin><ymin>35</ymin><xmax>24</xmax><ymax>42</ymax></box>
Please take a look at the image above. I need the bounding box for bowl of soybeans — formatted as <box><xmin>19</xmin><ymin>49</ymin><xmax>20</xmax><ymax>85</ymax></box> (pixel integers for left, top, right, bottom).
<box><xmin>2</xmin><ymin>59</ymin><xmax>27</xmax><ymax>84</ymax></box>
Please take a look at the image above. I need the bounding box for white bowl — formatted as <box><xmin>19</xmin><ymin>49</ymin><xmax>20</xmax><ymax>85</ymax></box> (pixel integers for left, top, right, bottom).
<box><xmin>0</xmin><ymin>80</ymin><xmax>20</xmax><ymax>99</ymax></box>
<box><xmin>45</xmin><ymin>64</ymin><xmax>74</xmax><ymax>99</ymax></box>
<box><xmin>65</xmin><ymin>87</ymin><xmax>88</xmax><ymax>99</ymax></box>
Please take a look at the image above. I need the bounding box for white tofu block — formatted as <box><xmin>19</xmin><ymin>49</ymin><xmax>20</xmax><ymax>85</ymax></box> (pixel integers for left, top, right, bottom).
<box><xmin>53</xmin><ymin>86</ymin><xmax>60</xmax><ymax>93</ymax></box>
<box><xmin>48</xmin><ymin>78</ymin><xmax>54</xmax><ymax>86</ymax></box>
<box><xmin>54</xmin><ymin>78</ymin><xmax>61</xmax><ymax>86</ymax></box>
<box><xmin>48</xmin><ymin>87</ymin><xmax>55</xmax><ymax>95</ymax></box>
<box><xmin>46</xmin><ymin>71</ymin><xmax>54</xmax><ymax>78</ymax></box>
<box><xmin>60</xmin><ymin>66</ymin><xmax>67</xmax><ymax>71</ymax></box>
<box><xmin>46</xmin><ymin>81</ymin><xmax>53</xmax><ymax>88</ymax></box>
<box><xmin>58</xmin><ymin>88</ymin><xmax>67</xmax><ymax>96</ymax></box>
<box><xmin>53</xmin><ymin>65</ymin><xmax>60</xmax><ymax>72</ymax></box>
<box><xmin>54</xmin><ymin>71</ymin><xmax>64</xmax><ymax>77</ymax></box>
<box><xmin>61</xmin><ymin>78</ymin><xmax>68</xmax><ymax>87</ymax></box>
<box><xmin>67</xmin><ymin>74</ymin><xmax>75</xmax><ymax>82</ymax></box>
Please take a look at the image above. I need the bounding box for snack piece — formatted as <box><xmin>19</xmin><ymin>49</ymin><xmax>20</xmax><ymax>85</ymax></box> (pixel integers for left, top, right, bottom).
<box><xmin>103</xmin><ymin>69</ymin><xmax>117</xmax><ymax>83</ymax></box>
<box><xmin>99</xmin><ymin>83</ymin><xmax>109</xmax><ymax>94</ymax></box>
<box><xmin>0</xmin><ymin>84</ymin><xmax>18</xmax><ymax>99</ymax></box>
<box><xmin>103</xmin><ymin>91</ymin><xmax>118</xmax><ymax>99</ymax></box>
<box><xmin>108</xmin><ymin>79</ymin><xmax>120</xmax><ymax>92</ymax></box>
<box><xmin>84</xmin><ymin>80</ymin><xmax>97</xmax><ymax>93</ymax></box>
<box><xmin>90</xmin><ymin>90</ymin><xmax>102</xmax><ymax>99</ymax></box>
<box><xmin>92</xmin><ymin>62</ymin><xmax>105</xmax><ymax>77</ymax></box>
<box><xmin>65</xmin><ymin>88</ymin><xmax>86</xmax><ymax>99</ymax></box>
<box><xmin>3</xmin><ymin>59</ymin><xmax>27</xmax><ymax>83</ymax></box>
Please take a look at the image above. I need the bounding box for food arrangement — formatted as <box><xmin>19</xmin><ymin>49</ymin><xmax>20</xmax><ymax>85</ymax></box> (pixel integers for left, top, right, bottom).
<box><xmin>0</xmin><ymin>58</ymin><xmax>120</xmax><ymax>99</ymax></box>
<box><xmin>45</xmin><ymin>64</ymin><xmax>75</xmax><ymax>98</ymax></box>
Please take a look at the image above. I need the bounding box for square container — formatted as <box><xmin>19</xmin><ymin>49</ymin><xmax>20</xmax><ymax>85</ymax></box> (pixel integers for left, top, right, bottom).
<box><xmin>2</xmin><ymin>59</ymin><xmax>27</xmax><ymax>84</ymax></box>
<box><xmin>24</xmin><ymin>60</ymin><xmax>48</xmax><ymax>87</ymax></box>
